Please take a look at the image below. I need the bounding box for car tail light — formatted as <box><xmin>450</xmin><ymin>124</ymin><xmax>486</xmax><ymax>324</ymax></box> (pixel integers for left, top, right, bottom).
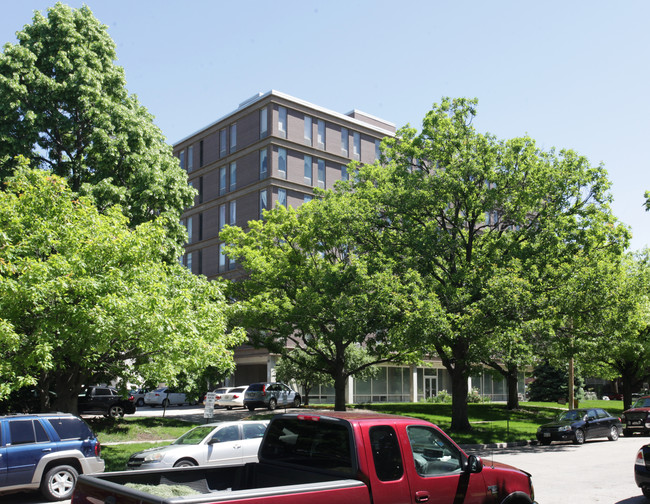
<box><xmin>262</xmin><ymin>385</ymin><xmax>267</xmax><ymax>396</ymax></box>
<box><xmin>233</xmin><ymin>394</ymin><xmax>240</xmax><ymax>399</ymax></box>
<box><xmin>636</xmin><ymin>449</ymin><xmax>646</xmax><ymax>466</ymax></box>
<box><xmin>95</xmin><ymin>442</ymin><xmax>102</xmax><ymax>457</ymax></box>
<box><xmin>128</xmin><ymin>395</ymin><xmax>135</xmax><ymax>402</ymax></box>
<box><xmin>216</xmin><ymin>396</ymin><xmax>222</xmax><ymax>400</ymax></box>
<box><xmin>297</xmin><ymin>415</ymin><xmax>321</xmax><ymax>422</ymax></box>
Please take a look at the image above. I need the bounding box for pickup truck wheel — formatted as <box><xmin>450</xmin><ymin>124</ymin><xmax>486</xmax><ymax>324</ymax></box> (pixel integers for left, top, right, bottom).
<box><xmin>268</xmin><ymin>398</ymin><xmax>277</xmax><ymax>411</ymax></box>
<box><xmin>41</xmin><ymin>464</ymin><xmax>78</xmax><ymax>501</ymax></box>
<box><xmin>173</xmin><ymin>459</ymin><xmax>197</xmax><ymax>468</ymax></box>
<box><xmin>108</xmin><ymin>405</ymin><xmax>125</xmax><ymax>418</ymax></box>
<box><xmin>608</xmin><ymin>425</ymin><xmax>619</xmax><ymax>441</ymax></box>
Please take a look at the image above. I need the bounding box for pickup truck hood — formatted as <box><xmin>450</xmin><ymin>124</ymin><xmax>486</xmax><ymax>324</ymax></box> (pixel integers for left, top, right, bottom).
<box><xmin>485</xmin><ymin>460</ymin><xmax>529</xmax><ymax>474</ymax></box>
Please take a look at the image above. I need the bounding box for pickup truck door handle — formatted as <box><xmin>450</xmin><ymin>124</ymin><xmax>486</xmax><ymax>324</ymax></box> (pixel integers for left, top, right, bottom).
<box><xmin>415</xmin><ymin>491</ymin><xmax>430</xmax><ymax>502</ymax></box>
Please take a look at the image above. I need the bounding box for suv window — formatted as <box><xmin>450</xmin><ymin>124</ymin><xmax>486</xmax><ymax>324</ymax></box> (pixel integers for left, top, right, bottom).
<box><xmin>248</xmin><ymin>383</ymin><xmax>265</xmax><ymax>392</ymax></box>
<box><xmin>9</xmin><ymin>419</ymin><xmax>38</xmax><ymax>445</ymax></box>
<box><xmin>95</xmin><ymin>388</ymin><xmax>113</xmax><ymax>396</ymax></box>
<box><xmin>49</xmin><ymin>417</ymin><xmax>92</xmax><ymax>440</ymax></box>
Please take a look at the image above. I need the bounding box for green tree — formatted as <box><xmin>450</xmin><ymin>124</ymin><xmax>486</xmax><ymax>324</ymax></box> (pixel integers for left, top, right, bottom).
<box><xmin>0</xmin><ymin>167</ymin><xmax>244</xmax><ymax>414</ymax></box>
<box><xmin>221</xmin><ymin>195</ymin><xmax>425</xmax><ymax>411</ymax></box>
<box><xmin>347</xmin><ymin>97</ymin><xmax>628</xmax><ymax>431</ymax></box>
<box><xmin>0</xmin><ymin>3</ymin><xmax>194</xmax><ymax>254</ymax></box>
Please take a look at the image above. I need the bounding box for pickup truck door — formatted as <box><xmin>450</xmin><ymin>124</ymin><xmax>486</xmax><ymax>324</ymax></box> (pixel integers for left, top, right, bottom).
<box><xmin>402</xmin><ymin>425</ymin><xmax>488</xmax><ymax>504</ymax></box>
<box><xmin>206</xmin><ymin>425</ymin><xmax>243</xmax><ymax>466</ymax></box>
<box><xmin>363</xmin><ymin>425</ymin><xmax>412</xmax><ymax>504</ymax></box>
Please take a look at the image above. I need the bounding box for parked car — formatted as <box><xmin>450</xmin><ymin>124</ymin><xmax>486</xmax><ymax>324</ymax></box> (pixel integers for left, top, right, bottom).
<box><xmin>204</xmin><ymin>387</ymin><xmax>232</xmax><ymax>406</ymax></box>
<box><xmin>129</xmin><ymin>388</ymin><xmax>147</xmax><ymax>407</ymax></box>
<box><xmin>217</xmin><ymin>386</ymin><xmax>248</xmax><ymax>410</ymax></box>
<box><xmin>243</xmin><ymin>382</ymin><xmax>301</xmax><ymax>411</ymax></box>
<box><xmin>622</xmin><ymin>396</ymin><xmax>650</xmax><ymax>436</ymax></box>
<box><xmin>635</xmin><ymin>443</ymin><xmax>650</xmax><ymax>498</ymax></box>
<box><xmin>126</xmin><ymin>420</ymin><xmax>269</xmax><ymax>470</ymax></box>
<box><xmin>77</xmin><ymin>386</ymin><xmax>136</xmax><ymax>418</ymax></box>
<box><xmin>0</xmin><ymin>413</ymin><xmax>104</xmax><ymax>501</ymax></box>
<box><xmin>144</xmin><ymin>388</ymin><xmax>196</xmax><ymax>407</ymax></box>
<box><xmin>536</xmin><ymin>407</ymin><xmax>621</xmax><ymax>445</ymax></box>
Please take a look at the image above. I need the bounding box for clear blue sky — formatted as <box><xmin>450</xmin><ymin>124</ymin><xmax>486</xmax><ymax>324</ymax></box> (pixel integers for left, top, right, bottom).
<box><xmin>2</xmin><ymin>1</ymin><xmax>649</xmax><ymax>250</ymax></box>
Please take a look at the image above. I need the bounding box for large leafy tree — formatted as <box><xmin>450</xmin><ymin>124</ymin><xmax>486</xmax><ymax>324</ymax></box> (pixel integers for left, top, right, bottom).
<box><xmin>0</xmin><ymin>167</ymin><xmax>244</xmax><ymax>414</ymax></box>
<box><xmin>0</xmin><ymin>3</ymin><xmax>194</xmax><ymax>254</ymax></box>
<box><xmin>348</xmin><ymin>98</ymin><xmax>628</xmax><ymax>431</ymax></box>
<box><xmin>221</xmin><ymin>195</ymin><xmax>427</xmax><ymax>411</ymax></box>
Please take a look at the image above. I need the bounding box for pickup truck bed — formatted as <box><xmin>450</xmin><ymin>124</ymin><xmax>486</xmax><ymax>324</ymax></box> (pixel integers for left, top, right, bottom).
<box><xmin>73</xmin><ymin>461</ymin><xmax>367</xmax><ymax>503</ymax></box>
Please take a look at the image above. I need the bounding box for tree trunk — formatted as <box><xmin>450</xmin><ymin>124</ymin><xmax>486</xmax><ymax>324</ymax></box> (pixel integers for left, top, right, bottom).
<box><xmin>622</xmin><ymin>370</ymin><xmax>634</xmax><ymax>411</ymax></box>
<box><xmin>333</xmin><ymin>372</ymin><xmax>347</xmax><ymax>411</ymax></box>
<box><xmin>506</xmin><ymin>366</ymin><xmax>520</xmax><ymax>410</ymax></box>
<box><xmin>450</xmin><ymin>368</ymin><xmax>471</xmax><ymax>432</ymax></box>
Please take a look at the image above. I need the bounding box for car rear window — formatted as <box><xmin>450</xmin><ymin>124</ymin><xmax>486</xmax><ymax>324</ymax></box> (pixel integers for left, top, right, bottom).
<box><xmin>49</xmin><ymin>417</ymin><xmax>93</xmax><ymax>440</ymax></box>
<box><xmin>248</xmin><ymin>383</ymin><xmax>264</xmax><ymax>391</ymax></box>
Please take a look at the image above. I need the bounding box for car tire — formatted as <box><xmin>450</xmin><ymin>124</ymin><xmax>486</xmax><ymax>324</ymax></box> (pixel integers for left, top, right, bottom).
<box><xmin>247</xmin><ymin>405</ymin><xmax>255</xmax><ymax>411</ymax></box>
<box><xmin>226</xmin><ymin>406</ymin><xmax>233</xmax><ymax>410</ymax></box>
<box><xmin>540</xmin><ymin>439</ymin><xmax>552</xmax><ymax>446</ymax></box>
<box><xmin>136</xmin><ymin>398</ymin><xmax>145</xmax><ymax>407</ymax></box>
<box><xmin>40</xmin><ymin>464</ymin><xmax>78</xmax><ymax>501</ymax></box>
<box><xmin>108</xmin><ymin>405</ymin><xmax>125</xmax><ymax>418</ymax></box>
<box><xmin>268</xmin><ymin>398</ymin><xmax>277</xmax><ymax>411</ymax></box>
<box><xmin>173</xmin><ymin>458</ymin><xmax>197</xmax><ymax>468</ymax></box>
<box><xmin>608</xmin><ymin>425</ymin><xmax>619</xmax><ymax>441</ymax></box>
<box><xmin>573</xmin><ymin>428</ymin><xmax>585</xmax><ymax>444</ymax></box>
<box><xmin>624</xmin><ymin>428</ymin><xmax>632</xmax><ymax>437</ymax></box>
<box><xmin>293</xmin><ymin>396</ymin><xmax>301</xmax><ymax>408</ymax></box>
<box><xmin>162</xmin><ymin>398</ymin><xmax>170</xmax><ymax>408</ymax></box>
<box><xmin>643</xmin><ymin>486</ymin><xmax>650</xmax><ymax>499</ymax></box>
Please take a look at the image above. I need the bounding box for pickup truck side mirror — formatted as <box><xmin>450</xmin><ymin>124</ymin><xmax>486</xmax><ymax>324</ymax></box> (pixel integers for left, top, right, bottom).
<box><xmin>465</xmin><ymin>454</ymin><xmax>483</xmax><ymax>474</ymax></box>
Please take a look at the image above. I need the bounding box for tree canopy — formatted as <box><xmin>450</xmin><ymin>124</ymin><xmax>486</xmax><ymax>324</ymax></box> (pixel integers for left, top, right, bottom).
<box><xmin>221</xmin><ymin>194</ymin><xmax>425</xmax><ymax>411</ymax></box>
<box><xmin>344</xmin><ymin>97</ymin><xmax>629</xmax><ymax>430</ymax></box>
<box><xmin>0</xmin><ymin>3</ymin><xmax>194</xmax><ymax>254</ymax></box>
<box><xmin>0</xmin><ymin>166</ymin><xmax>244</xmax><ymax>413</ymax></box>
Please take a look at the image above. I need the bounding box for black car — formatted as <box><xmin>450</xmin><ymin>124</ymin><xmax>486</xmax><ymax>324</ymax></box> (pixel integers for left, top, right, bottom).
<box><xmin>78</xmin><ymin>386</ymin><xmax>136</xmax><ymax>418</ymax></box>
<box><xmin>536</xmin><ymin>407</ymin><xmax>621</xmax><ymax>445</ymax></box>
<box><xmin>635</xmin><ymin>444</ymin><xmax>650</xmax><ymax>498</ymax></box>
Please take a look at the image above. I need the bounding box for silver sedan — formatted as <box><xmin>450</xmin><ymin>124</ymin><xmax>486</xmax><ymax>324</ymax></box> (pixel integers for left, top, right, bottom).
<box><xmin>126</xmin><ymin>420</ymin><xmax>269</xmax><ymax>470</ymax></box>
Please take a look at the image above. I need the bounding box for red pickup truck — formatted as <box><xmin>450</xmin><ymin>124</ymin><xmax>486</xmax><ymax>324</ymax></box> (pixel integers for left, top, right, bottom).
<box><xmin>71</xmin><ymin>411</ymin><xmax>536</xmax><ymax>504</ymax></box>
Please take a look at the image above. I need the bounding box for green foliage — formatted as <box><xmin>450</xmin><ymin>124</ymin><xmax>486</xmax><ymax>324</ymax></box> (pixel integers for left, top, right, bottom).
<box><xmin>0</xmin><ymin>3</ymin><xmax>194</xmax><ymax>254</ymax></box>
<box><xmin>0</xmin><ymin>169</ymin><xmax>244</xmax><ymax>412</ymax></box>
<box><xmin>425</xmin><ymin>389</ymin><xmax>452</xmax><ymax>404</ymax></box>
<box><xmin>527</xmin><ymin>362</ymin><xmax>584</xmax><ymax>402</ymax></box>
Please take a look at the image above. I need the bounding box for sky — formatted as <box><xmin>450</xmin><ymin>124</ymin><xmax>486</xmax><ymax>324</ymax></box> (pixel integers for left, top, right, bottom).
<box><xmin>1</xmin><ymin>1</ymin><xmax>649</xmax><ymax>250</ymax></box>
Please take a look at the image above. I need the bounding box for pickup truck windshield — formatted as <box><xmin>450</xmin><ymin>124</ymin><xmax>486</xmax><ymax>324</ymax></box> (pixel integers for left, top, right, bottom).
<box><xmin>260</xmin><ymin>417</ymin><xmax>354</xmax><ymax>474</ymax></box>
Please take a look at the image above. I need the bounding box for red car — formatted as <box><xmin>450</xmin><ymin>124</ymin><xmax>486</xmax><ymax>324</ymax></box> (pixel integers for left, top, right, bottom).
<box><xmin>622</xmin><ymin>396</ymin><xmax>650</xmax><ymax>436</ymax></box>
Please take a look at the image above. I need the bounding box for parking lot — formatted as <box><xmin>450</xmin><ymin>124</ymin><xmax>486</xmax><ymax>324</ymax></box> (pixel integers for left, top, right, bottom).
<box><xmin>4</xmin><ymin>405</ymin><xmax>650</xmax><ymax>503</ymax></box>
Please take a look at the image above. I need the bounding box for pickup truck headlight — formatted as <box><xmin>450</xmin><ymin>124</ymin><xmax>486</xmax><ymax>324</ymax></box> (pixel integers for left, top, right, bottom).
<box><xmin>143</xmin><ymin>451</ymin><xmax>165</xmax><ymax>463</ymax></box>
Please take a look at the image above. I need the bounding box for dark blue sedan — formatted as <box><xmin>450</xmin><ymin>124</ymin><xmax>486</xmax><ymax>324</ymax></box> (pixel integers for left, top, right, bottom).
<box><xmin>536</xmin><ymin>408</ymin><xmax>621</xmax><ymax>445</ymax></box>
<box><xmin>635</xmin><ymin>444</ymin><xmax>650</xmax><ymax>498</ymax></box>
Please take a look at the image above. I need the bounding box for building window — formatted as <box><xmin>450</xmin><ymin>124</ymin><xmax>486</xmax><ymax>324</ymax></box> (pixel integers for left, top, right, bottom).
<box><xmin>278</xmin><ymin>147</ymin><xmax>287</xmax><ymax>179</ymax></box>
<box><xmin>230</xmin><ymin>200</ymin><xmax>236</xmax><ymax>225</ymax></box>
<box><xmin>198</xmin><ymin>249</ymin><xmax>203</xmax><ymax>275</ymax></box>
<box><xmin>219</xmin><ymin>243</ymin><xmax>226</xmax><ymax>272</ymax></box>
<box><xmin>278</xmin><ymin>106</ymin><xmax>287</xmax><ymax>138</ymax></box>
<box><xmin>259</xmin><ymin>148</ymin><xmax>268</xmax><ymax>179</ymax></box>
<box><xmin>187</xmin><ymin>145</ymin><xmax>194</xmax><ymax>172</ymax></box>
<box><xmin>220</xmin><ymin>129</ymin><xmax>227</xmax><ymax>158</ymax></box>
<box><xmin>304</xmin><ymin>194</ymin><xmax>312</xmax><ymax>204</ymax></box>
<box><xmin>317</xmin><ymin>119</ymin><xmax>325</xmax><ymax>149</ymax></box>
<box><xmin>304</xmin><ymin>116</ymin><xmax>312</xmax><ymax>146</ymax></box>
<box><xmin>277</xmin><ymin>188</ymin><xmax>286</xmax><ymax>208</ymax></box>
<box><xmin>219</xmin><ymin>166</ymin><xmax>227</xmax><ymax>195</ymax></box>
<box><xmin>179</xmin><ymin>150</ymin><xmax>186</xmax><ymax>170</ymax></box>
<box><xmin>317</xmin><ymin>159</ymin><xmax>325</xmax><ymax>188</ymax></box>
<box><xmin>198</xmin><ymin>212</ymin><xmax>203</xmax><ymax>241</ymax></box>
<box><xmin>260</xmin><ymin>107</ymin><xmax>268</xmax><ymax>138</ymax></box>
<box><xmin>187</xmin><ymin>216</ymin><xmax>193</xmax><ymax>244</ymax></box>
<box><xmin>341</xmin><ymin>165</ymin><xmax>348</xmax><ymax>181</ymax></box>
<box><xmin>304</xmin><ymin>155</ymin><xmax>312</xmax><ymax>186</ymax></box>
<box><xmin>353</xmin><ymin>132</ymin><xmax>360</xmax><ymax>161</ymax></box>
<box><xmin>198</xmin><ymin>176</ymin><xmax>203</xmax><ymax>204</ymax></box>
<box><xmin>199</xmin><ymin>140</ymin><xmax>204</xmax><ymax>167</ymax></box>
<box><xmin>341</xmin><ymin>128</ymin><xmax>348</xmax><ymax>156</ymax></box>
<box><xmin>230</xmin><ymin>162</ymin><xmax>237</xmax><ymax>192</ymax></box>
<box><xmin>260</xmin><ymin>189</ymin><xmax>268</xmax><ymax>219</ymax></box>
<box><xmin>375</xmin><ymin>139</ymin><xmax>381</xmax><ymax>161</ymax></box>
<box><xmin>187</xmin><ymin>251</ymin><xmax>193</xmax><ymax>272</ymax></box>
<box><xmin>230</xmin><ymin>124</ymin><xmax>237</xmax><ymax>153</ymax></box>
<box><xmin>219</xmin><ymin>204</ymin><xmax>226</xmax><ymax>231</ymax></box>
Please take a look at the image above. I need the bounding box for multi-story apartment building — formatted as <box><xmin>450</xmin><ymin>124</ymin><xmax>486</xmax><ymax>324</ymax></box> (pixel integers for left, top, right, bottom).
<box><xmin>173</xmin><ymin>91</ymin><xmax>527</xmax><ymax>404</ymax></box>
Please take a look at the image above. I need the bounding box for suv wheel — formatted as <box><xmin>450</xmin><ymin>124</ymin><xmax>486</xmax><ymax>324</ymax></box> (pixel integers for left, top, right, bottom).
<box><xmin>108</xmin><ymin>405</ymin><xmax>125</xmax><ymax>418</ymax></box>
<box><xmin>41</xmin><ymin>464</ymin><xmax>78</xmax><ymax>501</ymax></box>
<box><xmin>268</xmin><ymin>398</ymin><xmax>277</xmax><ymax>411</ymax></box>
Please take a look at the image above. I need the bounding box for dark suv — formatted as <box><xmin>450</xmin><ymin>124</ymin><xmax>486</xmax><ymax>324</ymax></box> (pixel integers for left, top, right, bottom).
<box><xmin>243</xmin><ymin>382</ymin><xmax>301</xmax><ymax>411</ymax></box>
<box><xmin>77</xmin><ymin>386</ymin><xmax>136</xmax><ymax>418</ymax></box>
<box><xmin>0</xmin><ymin>413</ymin><xmax>104</xmax><ymax>501</ymax></box>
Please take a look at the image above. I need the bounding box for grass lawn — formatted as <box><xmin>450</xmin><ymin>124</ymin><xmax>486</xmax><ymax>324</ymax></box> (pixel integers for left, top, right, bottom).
<box><xmin>92</xmin><ymin>400</ymin><xmax>625</xmax><ymax>470</ymax></box>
